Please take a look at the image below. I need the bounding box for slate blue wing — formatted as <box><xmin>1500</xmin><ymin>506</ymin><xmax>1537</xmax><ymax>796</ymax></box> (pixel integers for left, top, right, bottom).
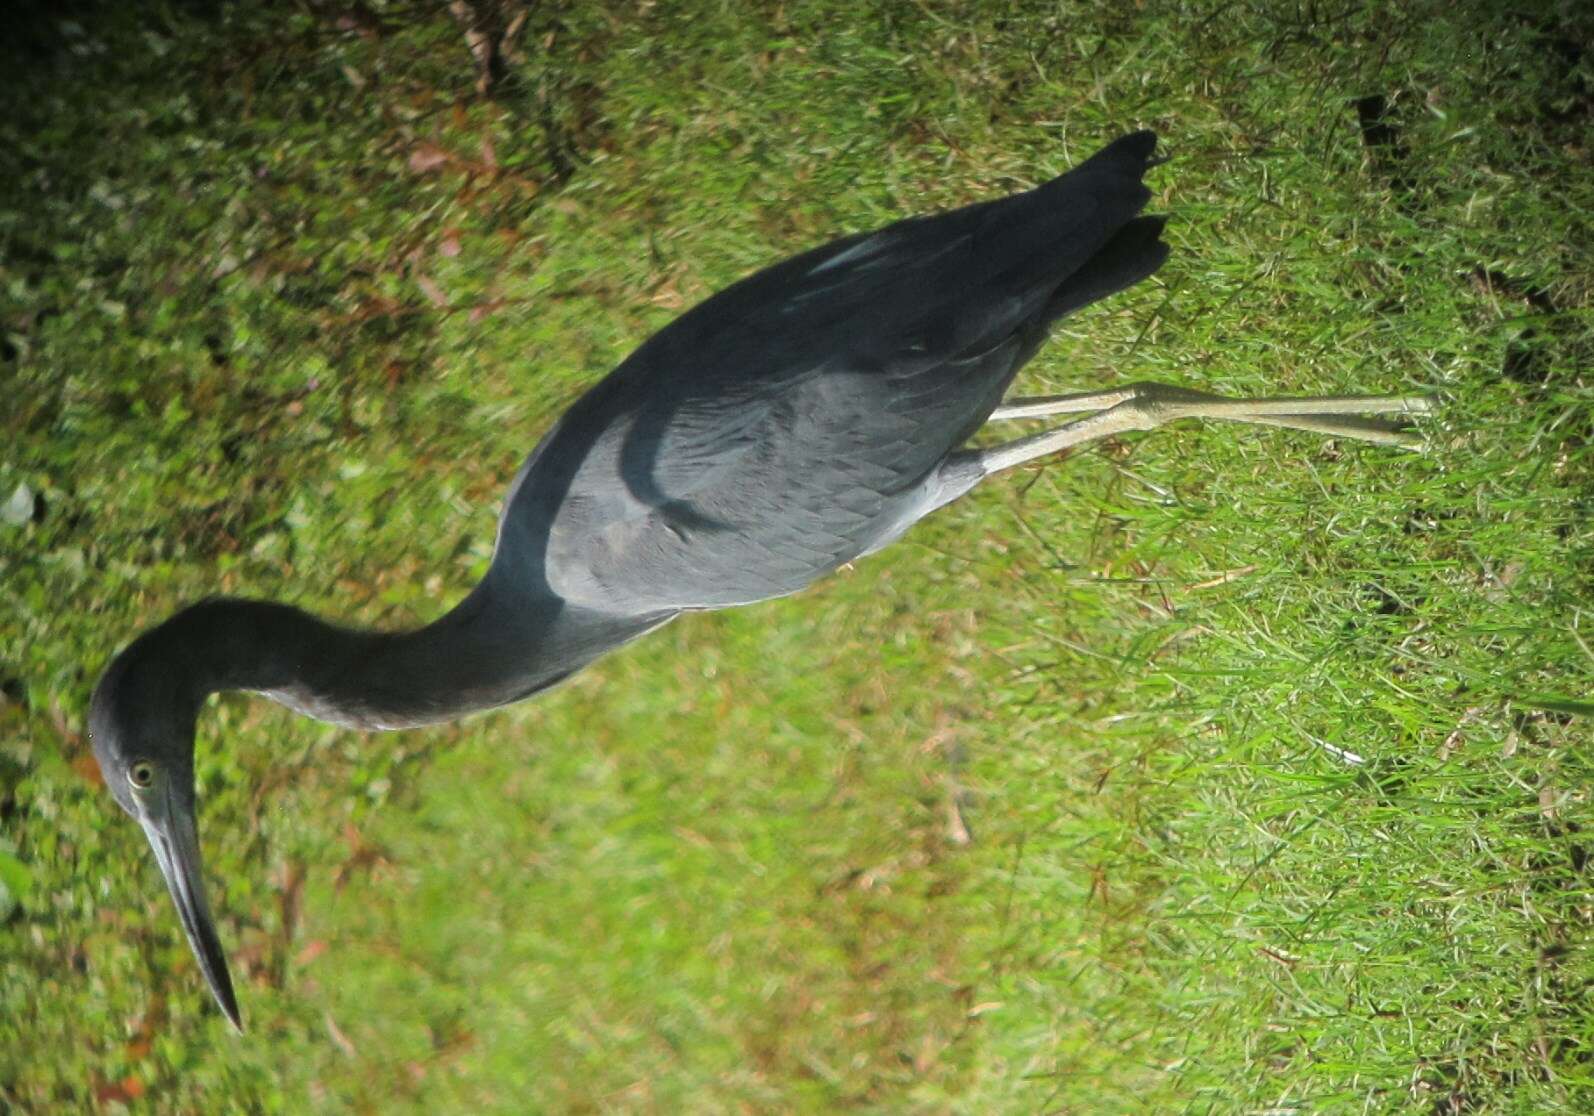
<box><xmin>499</xmin><ymin>132</ymin><xmax>1169</xmax><ymax>610</ymax></box>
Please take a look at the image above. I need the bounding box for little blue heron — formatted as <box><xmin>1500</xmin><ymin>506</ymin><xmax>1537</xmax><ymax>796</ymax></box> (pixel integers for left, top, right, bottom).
<box><xmin>89</xmin><ymin>131</ymin><xmax>1430</xmax><ymax>1029</ymax></box>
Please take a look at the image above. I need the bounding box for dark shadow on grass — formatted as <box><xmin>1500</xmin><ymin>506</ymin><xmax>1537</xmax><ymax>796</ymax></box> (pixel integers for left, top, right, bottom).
<box><xmin>1353</xmin><ymin>94</ymin><xmax>1415</xmax><ymax>198</ymax></box>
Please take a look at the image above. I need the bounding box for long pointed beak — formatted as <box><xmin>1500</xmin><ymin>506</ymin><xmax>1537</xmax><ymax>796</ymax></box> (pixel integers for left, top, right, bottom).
<box><xmin>138</xmin><ymin>792</ymin><xmax>243</xmax><ymax>1032</ymax></box>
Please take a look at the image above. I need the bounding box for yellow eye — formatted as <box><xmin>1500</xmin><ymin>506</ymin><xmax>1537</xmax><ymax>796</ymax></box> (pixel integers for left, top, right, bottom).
<box><xmin>128</xmin><ymin>760</ymin><xmax>156</xmax><ymax>789</ymax></box>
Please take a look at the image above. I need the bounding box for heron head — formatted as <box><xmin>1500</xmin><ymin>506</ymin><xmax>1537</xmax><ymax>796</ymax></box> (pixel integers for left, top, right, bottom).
<box><xmin>90</xmin><ymin>627</ymin><xmax>242</xmax><ymax>1032</ymax></box>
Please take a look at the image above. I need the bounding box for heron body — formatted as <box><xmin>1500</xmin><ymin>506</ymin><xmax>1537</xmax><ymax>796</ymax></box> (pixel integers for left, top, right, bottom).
<box><xmin>89</xmin><ymin>131</ymin><xmax>1430</xmax><ymax>1028</ymax></box>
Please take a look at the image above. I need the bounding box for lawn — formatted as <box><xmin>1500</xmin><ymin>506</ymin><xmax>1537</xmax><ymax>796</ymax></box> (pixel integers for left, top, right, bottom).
<box><xmin>2</xmin><ymin>1</ymin><xmax>1591</xmax><ymax>1112</ymax></box>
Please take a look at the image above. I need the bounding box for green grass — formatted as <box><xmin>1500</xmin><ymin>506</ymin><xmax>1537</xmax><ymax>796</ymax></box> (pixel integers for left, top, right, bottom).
<box><xmin>3</xmin><ymin>0</ymin><xmax>1592</xmax><ymax>1111</ymax></box>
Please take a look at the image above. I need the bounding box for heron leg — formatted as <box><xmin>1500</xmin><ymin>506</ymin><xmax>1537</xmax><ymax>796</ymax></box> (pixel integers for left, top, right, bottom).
<box><xmin>964</xmin><ymin>380</ymin><xmax>1432</xmax><ymax>480</ymax></box>
<box><xmin>924</xmin><ymin>382</ymin><xmax>1433</xmax><ymax>516</ymax></box>
<box><xmin>985</xmin><ymin>382</ymin><xmax>1434</xmax><ymax>447</ymax></box>
<box><xmin>989</xmin><ymin>386</ymin><xmax>1151</xmax><ymax>420</ymax></box>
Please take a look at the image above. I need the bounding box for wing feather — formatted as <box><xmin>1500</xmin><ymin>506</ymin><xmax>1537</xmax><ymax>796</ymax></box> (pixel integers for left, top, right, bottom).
<box><xmin>507</xmin><ymin>132</ymin><xmax>1167</xmax><ymax>609</ymax></box>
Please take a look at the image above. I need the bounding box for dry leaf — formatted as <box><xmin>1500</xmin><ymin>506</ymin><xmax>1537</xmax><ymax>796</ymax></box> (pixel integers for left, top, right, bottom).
<box><xmin>325</xmin><ymin>1012</ymin><xmax>357</xmax><ymax>1057</ymax></box>
<box><xmin>94</xmin><ymin>1076</ymin><xmax>146</xmax><ymax>1104</ymax></box>
<box><xmin>469</xmin><ymin>298</ymin><xmax>508</xmax><ymax>324</ymax></box>
<box><xmin>72</xmin><ymin>753</ymin><xmax>104</xmax><ymax>786</ymax></box>
<box><xmin>416</xmin><ymin>275</ymin><xmax>448</xmax><ymax>308</ymax></box>
<box><xmin>408</xmin><ymin>143</ymin><xmax>449</xmax><ymax>173</ymax></box>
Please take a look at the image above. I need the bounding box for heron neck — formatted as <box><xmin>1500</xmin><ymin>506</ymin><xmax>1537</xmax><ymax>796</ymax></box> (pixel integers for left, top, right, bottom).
<box><xmin>167</xmin><ymin>577</ymin><xmax>671</xmax><ymax>730</ymax></box>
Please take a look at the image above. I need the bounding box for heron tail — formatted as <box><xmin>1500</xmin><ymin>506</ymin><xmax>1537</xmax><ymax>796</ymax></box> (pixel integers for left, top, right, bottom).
<box><xmin>1042</xmin><ymin>214</ymin><xmax>1169</xmax><ymax>322</ymax></box>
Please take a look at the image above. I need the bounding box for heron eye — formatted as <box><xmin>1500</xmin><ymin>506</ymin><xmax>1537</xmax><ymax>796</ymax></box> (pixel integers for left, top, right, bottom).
<box><xmin>128</xmin><ymin>760</ymin><xmax>156</xmax><ymax>789</ymax></box>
